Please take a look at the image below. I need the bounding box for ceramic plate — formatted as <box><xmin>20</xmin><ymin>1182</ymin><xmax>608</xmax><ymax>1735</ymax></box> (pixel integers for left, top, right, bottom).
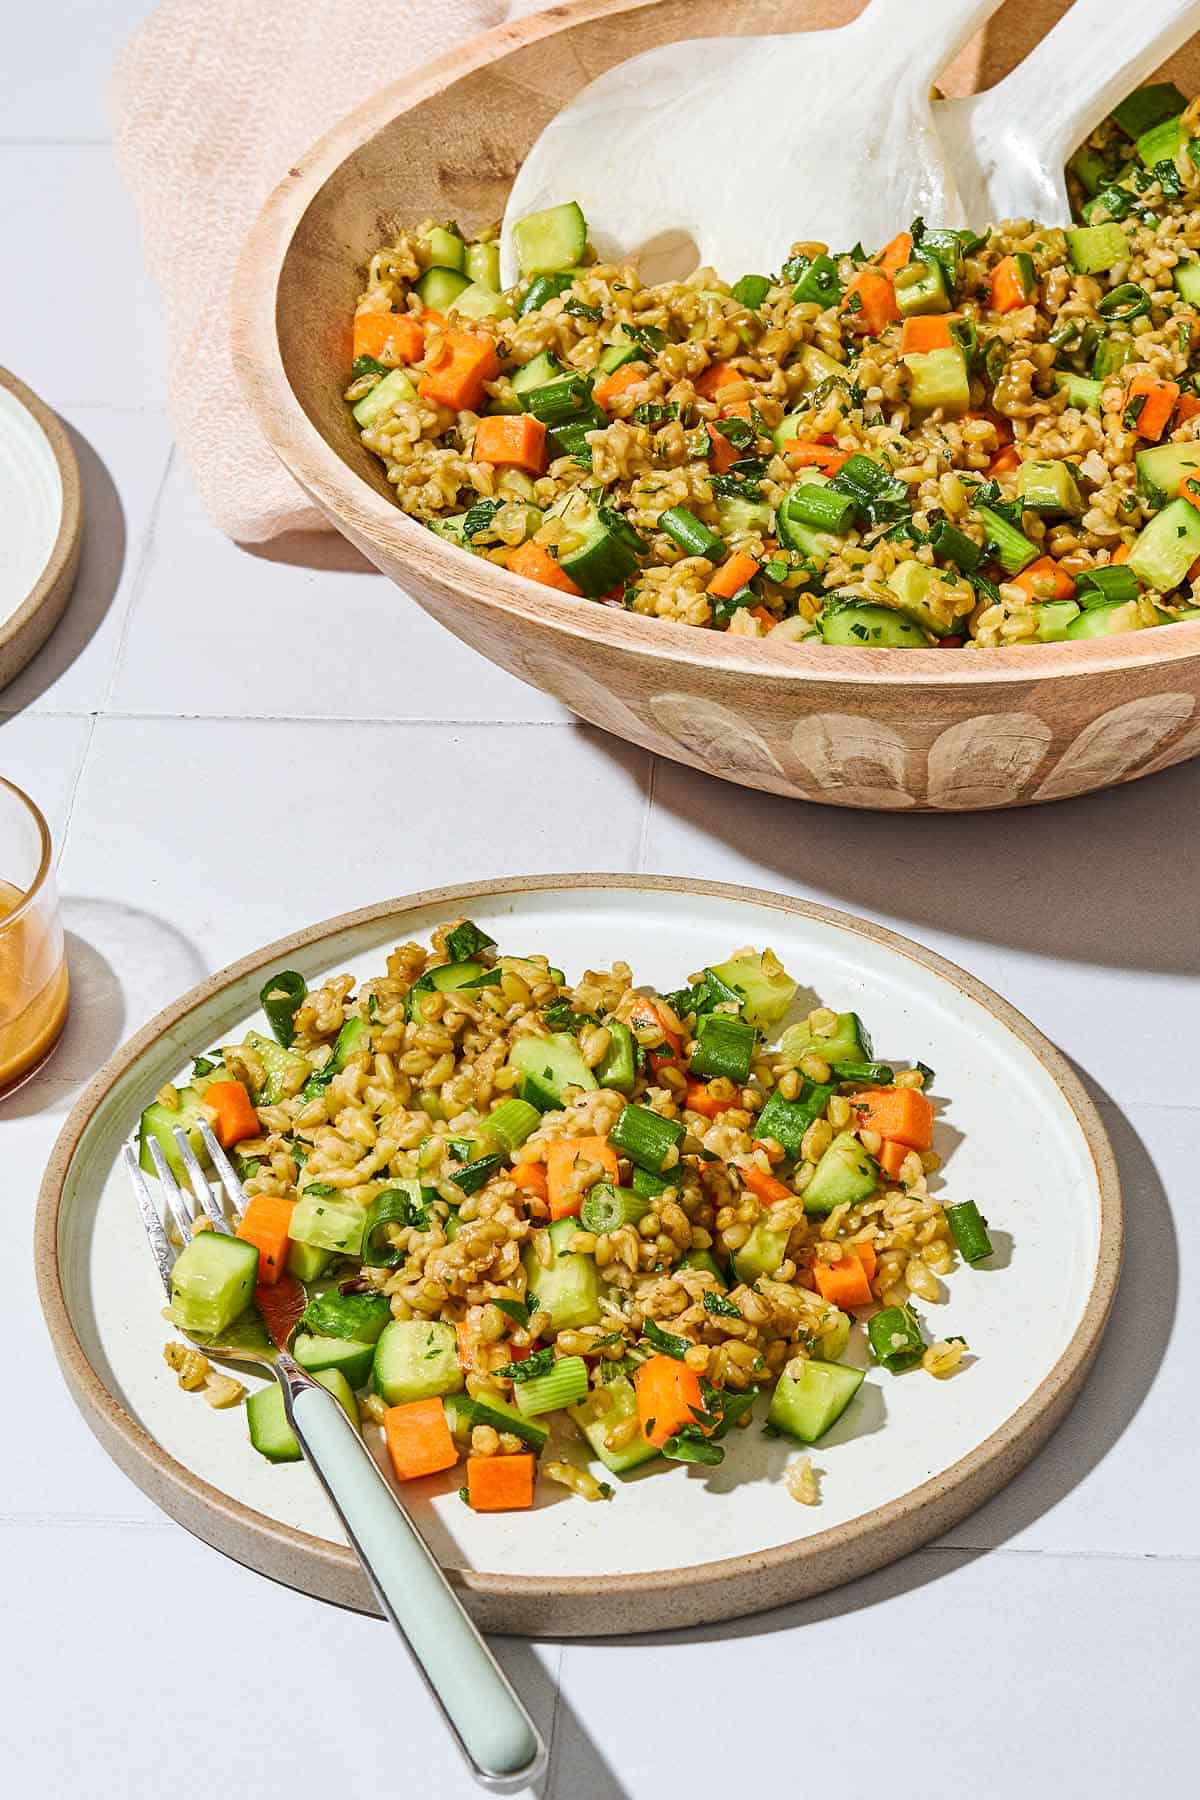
<box><xmin>0</xmin><ymin>368</ymin><xmax>81</xmax><ymax>689</ymax></box>
<box><xmin>36</xmin><ymin>876</ymin><xmax>1121</xmax><ymax>1636</ymax></box>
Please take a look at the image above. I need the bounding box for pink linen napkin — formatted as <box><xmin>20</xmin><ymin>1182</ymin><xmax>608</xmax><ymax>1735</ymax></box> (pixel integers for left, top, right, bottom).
<box><xmin>111</xmin><ymin>0</ymin><xmax>552</xmax><ymax>542</ymax></box>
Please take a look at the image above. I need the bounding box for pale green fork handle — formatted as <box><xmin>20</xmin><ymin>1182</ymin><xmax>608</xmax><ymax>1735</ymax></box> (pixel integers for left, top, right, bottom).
<box><xmin>284</xmin><ymin>1373</ymin><xmax>545</xmax><ymax>1792</ymax></box>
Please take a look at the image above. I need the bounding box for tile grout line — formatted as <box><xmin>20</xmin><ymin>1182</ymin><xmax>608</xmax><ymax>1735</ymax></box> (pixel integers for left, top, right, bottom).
<box><xmin>634</xmin><ymin>754</ymin><xmax>659</xmax><ymax>874</ymax></box>
<box><xmin>98</xmin><ymin>442</ymin><xmax>177</xmax><ymax>713</ymax></box>
<box><xmin>53</xmin><ymin>713</ymin><xmax>100</xmax><ymax>866</ymax></box>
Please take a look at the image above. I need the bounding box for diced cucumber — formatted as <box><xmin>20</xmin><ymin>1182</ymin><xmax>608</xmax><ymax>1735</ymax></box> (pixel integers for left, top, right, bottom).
<box><xmin>677</xmin><ymin>1248</ymin><xmax>728</xmax><ymax>1285</ymax></box>
<box><xmin>767</xmin><ymin>1360</ymin><xmax>864</xmax><ymax>1443</ymax></box>
<box><xmin>329</xmin><ymin>1015</ymin><xmax>369</xmax><ymax>1071</ymax></box>
<box><xmin>1054</xmin><ymin>371</ymin><xmax>1105</xmax><ymax>413</ymax></box>
<box><xmin>795</xmin><ymin>344</ymin><xmax>848</xmax><ymax>393</ymax></box>
<box><xmin>246</xmin><ymin>1371</ymin><xmax>358</xmax><ymax>1463</ymax></box>
<box><xmin>509</xmin><ymin>1031</ymin><xmax>598</xmax><ymax>1110</ymax></box>
<box><xmin>1136</xmin><ymin>114</ymin><xmax>1185</xmax><ymax>170</ymax></box>
<box><xmin>975</xmin><ymin>504</ymin><xmax>1038</xmax><ymax>576</ymax></box>
<box><xmin>522</xmin><ymin>1216</ymin><xmax>600</xmax><ymax>1333</ymax></box>
<box><xmin>293</xmin><ymin>1333</ymin><xmax>376</xmax><ymax>1388</ymax></box>
<box><xmin>803</xmin><ymin>1132</ymin><xmax>879</xmax><ymax>1217</ymax></box>
<box><xmin>715</xmin><ymin>493</ymin><xmax>775</xmax><ymax>537</ymax></box>
<box><xmin>1135</xmin><ymin>440</ymin><xmax>1200</xmax><ymax>510</ymax></box>
<box><xmin>819</xmin><ymin>603</ymin><xmax>932</xmax><ymax>647</ymax></box>
<box><xmin>1065</xmin><ymin>600</ymin><xmax>1157</xmax><ymax>638</ymax></box>
<box><xmin>547</xmin><ymin>492</ymin><xmax>642</xmax><ymax>597</ymax></box>
<box><xmin>1127</xmin><ymin>495</ymin><xmax>1200</xmax><ymax>591</ymax></box>
<box><xmin>285</xmin><ymin>1240</ymin><xmax>331</xmax><ymax>1284</ymax></box>
<box><xmin>416</xmin><ymin>225</ymin><xmax>465</xmax><ymax>272</ymax></box>
<box><xmin>450</xmin><ymin>281</ymin><xmax>514</xmax><ymax>322</ymax></box>
<box><xmin>772</xmin><ymin>411</ymin><xmax>814</xmax><ymax>453</ymax></box>
<box><xmin>429</xmin><ymin>513</ymin><xmax>470</xmax><ymax>545</ymax></box>
<box><xmin>569</xmin><ymin>1376</ymin><xmax>659</xmax><ymax>1475</ymax></box>
<box><xmin>512</xmin><ymin>351</ymin><xmax>563</xmax><ymax>396</ymax></box>
<box><xmin>407</xmin><ymin>959</ymin><xmax>495</xmax><ymax>1021</ymax></box>
<box><xmin>1173</xmin><ymin>262</ymin><xmax>1200</xmax><ymax>305</ymax></box>
<box><xmin>1112</xmin><ymin>83</ymin><xmax>1187</xmax><ymax>142</ymax></box>
<box><xmin>241</xmin><ymin>1030</ymin><xmax>310</xmax><ymax>1105</ymax></box>
<box><xmin>414</xmin><ymin>266</ymin><xmax>472</xmax><ymax>311</ymax></box>
<box><xmin>754</xmin><ymin>1081</ymin><xmax>836</xmax><ymax>1161</ymax></box>
<box><xmin>1091</xmin><ymin>335</ymin><xmax>1135</xmax><ymax>381</ymax></box>
<box><xmin>894</xmin><ymin>258</ymin><xmax>950</xmax><ymax>316</ymax></box>
<box><xmin>1016</xmin><ymin>460</ymin><xmax>1082</xmax><ymax>518</ymax></box>
<box><xmin>352</xmin><ymin>367</ymin><xmax>417</xmax><ymax>429</ymax></box>
<box><xmin>512</xmin><ymin>201</ymin><xmax>588</xmax><ymax>277</ymax></box>
<box><xmin>594</xmin><ymin>1018</ymin><xmax>636</xmax><ymax>1093</ymax></box>
<box><xmin>707</xmin><ymin>951</ymin><xmax>797</xmax><ymax>1032</ymax></box>
<box><xmin>597</xmin><ymin>342</ymin><xmax>642</xmax><ymax>376</ymax></box>
<box><xmin>444</xmin><ymin>1391</ymin><xmax>549</xmax><ymax>1454</ymax></box>
<box><xmin>776</xmin><ymin>504</ymin><xmax>842</xmax><ymax>566</ymax></box>
<box><xmin>1035</xmin><ymin>599</ymin><xmax>1082</xmax><ymax>641</ymax></box>
<box><xmin>465</xmin><ymin>241</ymin><xmax>501</xmax><ymax>292</ymax></box>
<box><xmin>781</xmin><ymin>1012</ymin><xmax>872</xmax><ymax>1067</ymax></box>
<box><xmin>300</xmin><ymin>1288</ymin><xmax>391</xmax><ymax>1344</ymax></box>
<box><xmin>373</xmin><ymin>1319</ymin><xmax>462</xmax><ymax>1405</ymax></box>
<box><xmin>732</xmin><ymin>1218</ymin><xmax>790</xmax><ymax>1284</ymax></box>
<box><xmin>1065</xmin><ymin>223</ymin><xmax>1128</xmax><ymax>274</ymax></box>
<box><xmin>884</xmin><ymin>561</ymin><xmax>968</xmax><ymax>635</ymax></box>
<box><xmin>902</xmin><ymin>347</ymin><xmax>970</xmax><ymax>417</ymax></box>
<box><xmin>138</xmin><ymin>1085</ymin><xmax>210</xmax><ymax>1183</ymax></box>
<box><xmin>1068</xmin><ymin>145</ymin><xmax>1112</xmax><ymax>198</ymax></box>
<box><xmin>289</xmin><ymin>1189</ymin><xmax>366</xmax><ymax>1257</ymax></box>
<box><xmin>170</xmin><ymin>1231</ymin><xmax>258</xmax><ymax>1338</ymax></box>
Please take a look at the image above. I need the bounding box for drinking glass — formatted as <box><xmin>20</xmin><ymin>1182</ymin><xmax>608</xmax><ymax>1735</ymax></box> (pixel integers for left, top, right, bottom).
<box><xmin>0</xmin><ymin>777</ymin><xmax>68</xmax><ymax>1095</ymax></box>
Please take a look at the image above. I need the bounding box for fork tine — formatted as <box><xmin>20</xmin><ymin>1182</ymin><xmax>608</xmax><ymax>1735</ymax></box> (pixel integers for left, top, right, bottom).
<box><xmin>123</xmin><ymin>1145</ymin><xmax>176</xmax><ymax>1296</ymax></box>
<box><xmin>196</xmin><ymin>1120</ymin><xmax>249</xmax><ymax>1222</ymax></box>
<box><xmin>145</xmin><ymin>1137</ymin><xmax>195</xmax><ymax>1243</ymax></box>
<box><xmin>174</xmin><ymin>1129</ymin><xmax>231</xmax><ymax>1233</ymax></box>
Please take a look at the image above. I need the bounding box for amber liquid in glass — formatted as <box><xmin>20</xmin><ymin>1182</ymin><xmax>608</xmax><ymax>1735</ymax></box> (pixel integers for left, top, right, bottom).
<box><xmin>0</xmin><ymin>879</ymin><xmax>69</xmax><ymax>1092</ymax></box>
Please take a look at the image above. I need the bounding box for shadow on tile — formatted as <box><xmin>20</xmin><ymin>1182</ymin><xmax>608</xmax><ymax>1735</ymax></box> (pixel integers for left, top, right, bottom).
<box><xmin>240</xmin><ymin>530</ymin><xmax>377</xmax><ymax>574</ymax></box>
<box><xmin>3</xmin><ymin>419</ymin><xmax>127</xmax><ymax>710</ymax></box>
<box><xmin>631</xmin><ymin>742</ymin><xmax>1200</xmax><ymax>977</ymax></box>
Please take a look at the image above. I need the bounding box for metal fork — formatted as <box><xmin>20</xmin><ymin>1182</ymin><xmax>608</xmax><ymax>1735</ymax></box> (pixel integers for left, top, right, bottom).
<box><xmin>125</xmin><ymin>1120</ymin><xmax>546</xmax><ymax>1793</ymax></box>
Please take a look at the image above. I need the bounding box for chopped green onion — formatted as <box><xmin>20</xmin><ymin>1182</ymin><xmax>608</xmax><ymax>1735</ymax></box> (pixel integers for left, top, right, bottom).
<box><xmin>517</xmin><ymin>272</ymin><xmax>575</xmax><ymax>316</ymax></box>
<box><xmin>512</xmin><ymin>1354</ymin><xmax>589</xmax><ymax>1416</ymax></box>
<box><xmin>658</xmin><ymin>505</ymin><xmax>726</xmax><ymax>561</ymax></box>
<box><xmin>929</xmin><ymin>518</ymin><xmax>982</xmax><ymax>573</ymax></box>
<box><xmin>1076</xmin><ymin>565</ymin><xmax>1139</xmax><ymax>607</ymax></box>
<box><xmin>753</xmin><ymin>1081</ymin><xmax>836</xmax><ymax>1160</ymax></box>
<box><xmin>832</xmin><ymin>1061</ymin><xmax>895</xmax><ymax>1084</ymax></box>
<box><xmin>608</xmin><ymin>1102</ymin><xmax>686</xmax><ymax>1175</ymax></box>
<box><xmin>259</xmin><ymin>970</ymin><xmax>307</xmax><ymax>1048</ymax></box>
<box><xmin>631</xmin><ymin>1165</ymin><xmax>673</xmax><ymax>1199</ymax></box>
<box><xmin>688</xmin><ymin>1012</ymin><xmax>756</xmax><ymax>1083</ymax></box>
<box><xmin>868</xmin><ymin>1304</ymin><xmax>925</xmax><ymax>1371</ymax></box>
<box><xmin>946</xmin><ymin>1200</ymin><xmax>993</xmax><ymax>1265</ymax></box>
<box><xmin>782</xmin><ymin>483</ymin><xmax>859</xmax><ymax>534</ymax></box>
<box><xmin>477</xmin><ymin>1098</ymin><xmax>541</xmax><ymax>1153</ymax></box>
<box><xmin>1098</xmin><ymin>282</ymin><xmax>1152</xmax><ymax>321</ymax></box>
<box><xmin>580</xmin><ymin>1183</ymin><xmax>651</xmax><ymax>1235</ymax></box>
<box><xmin>520</xmin><ymin>374</ymin><xmax>597</xmax><ymax>427</ymax></box>
<box><xmin>452</xmin><ymin>1153</ymin><xmax>505</xmax><ymax>1196</ymax></box>
<box><xmin>361</xmin><ymin>1181</ymin><xmax>430</xmax><ymax>1266</ymax></box>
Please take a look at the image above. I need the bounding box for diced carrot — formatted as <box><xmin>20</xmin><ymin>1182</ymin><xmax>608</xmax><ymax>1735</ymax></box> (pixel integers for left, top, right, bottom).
<box><xmin>781</xmin><ymin>440</ymin><xmax>850</xmax><ymax>474</ymax></box>
<box><xmin>685</xmin><ymin>1079</ymin><xmax>737</xmax><ymax>1120</ymax></box>
<box><xmin>871</xmin><ymin>232</ymin><xmax>914</xmax><ymax>275</ymax></box>
<box><xmin>719</xmin><ymin>400</ymin><xmax>753</xmax><ymax>421</ymax></box>
<box><xmin>812</xmin><ymin>1248</ymin><xmax>873</xmax><ymax>1308</ymax></box>
<box><xmin>384</xmin><ymin>1398</ymin><xmax>459</xmax><ymax>1482</ymax></box>
<box><xmin>1175</xmin><ymin>392</ymin><xmax>1200</xmax><ymax>423</ymax></box>
<box><xmin>840</xmin><ymin>268</ymin><xmax>900</xmax><ymax>336</ymax></box>
<box><xmin>750</xmin><ymin>605</ymin><xmax>775</xmax><ymax>630</ymax></box>
<box><xmin>455</xmin><ymin>1319</ymin><xmax>480</xmax><ymax>1374</ymax></box>
<box><xmin>877</xmin><ymin>1138</ymin><xmax>910</xmax><ymax>1181</ymax></box>
<box><xmin>417</xmin><ymin>328</ymin><xmax>500</xmax><ymax>412</ymax></box>
<box><xmin>545</xmin><ymin>1136</ymin><xmax>620</xmax><ymax>1221</ymax></box>
<box><xmin>854</xmin><ymin>1240</ymin><xmax>878</xmax><ymax>1282</ymax></box>
<box><xmin>741</xmin><ymin>1163</ymin><xmax>794</xmax><ymax>1207</ymax></box>
<box><xmin>506</xmin><ymin>540</ymin><xmax>582</xmax><ymax>595</ymax></box>
<box><xmin>853</xmin><ymin>1086</ymin><xmax>934</xmax><ymax>1151</ymax></box>
<box><xmin>706</xmin><ymin>550</ymin><xmax>760</xmax><ymax>600</ymax></box>
<box><xmin>1124</xmin><ymin>373</ymin><xmax>1180</xmax><ymax>442</ymax></box>
<box><xmin>709</xmin><ymin>426</ymin><xmax>739</xmax><ymax>474</ymax></box>
<box><xmin>510</xmin><ymin>1161</ymin><xmax>549</xmax><ymax>1201</ymax></box>
<box><xmin>353</xmin><ymin>309</ymin><xmax>425</xmax><ymax>366</ymax></box>
<box><xmin>467</xmin><ymin>1453</ymin><xmax>536</xmax><ymax>1511</ymax></box>
<box><xmin>696</xmin><ymin>361</ymin><xmax>741</xmax><ymax>399</ymax></box>
<box><xmin>990</xmin><ymin>254</ymin><xmax>1036</xmax><ymax>314</ymax></box>
<box><xmin>634</xmin><ymin>1354</ymin><xmax>706</xmax><ymax>1447</ymax></box>
<box><xmin>418</xmin><ymin>307</ymin><xmax>446</xmax><ymax>326</ymax></box>
<box><xmin>235</xmin><ymin>1193</ymin><xmax>294</xmax><ymax>1286</ymax></box>
<box><xmin>1112</xmin><ymin>542</ymin><xmax>1132</xmax><ymax>564</ymax></box>
<box><xmin>1183</xmin><ymin>477</ymin><xmax>1200</xmax><ymax>513</ymax></box>
<box><xmin>205</xmin><ymin>1079</ymin><xmax>260</xmax><ymax>1148</ymax></box>
<box><xmin>988</xmin><ymin>444</ymin><xmax>1022</xmax><ymax>475</ymax></box>
<box><xmin>1010</xmin><ymin>555</ymin><xmax>1076</xmax><ymax>603</ymax></box>
<box><xmin>627</xmin><ymin>996</ymin><xmax>685</xmax><ymax>1060</ymax></box>
<box><xmin>472</xmin><ymin>413</ymin><xmax>547</xmax><ymax>474</ymax></box>
<box><xmin>900</xmin><ymin>314</ymin><xmax>956</xmax><ymax>354</ymax></box>
<box><xmin>593</xmin><ymin>361</ymin><xmax>648</xmax><ymax>409</ymax></box>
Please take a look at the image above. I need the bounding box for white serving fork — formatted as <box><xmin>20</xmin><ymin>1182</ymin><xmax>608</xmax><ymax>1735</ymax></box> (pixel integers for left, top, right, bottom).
<box><xmin>124</xmin><ymin>1120</ymin><xmax>545</xmax><ymax>1795</ymax></box>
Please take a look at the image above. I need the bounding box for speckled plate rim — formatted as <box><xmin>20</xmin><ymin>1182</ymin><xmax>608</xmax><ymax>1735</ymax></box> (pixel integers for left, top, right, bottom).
<box><xmin>34</xmin><ymin>875</ymin><xmax>1122</xmax><ymax>1637</ymax></box>
<box><xmin>0</xmin><ymin>367</ymin><xmax>82</xmax><ymax>691</ymax></box>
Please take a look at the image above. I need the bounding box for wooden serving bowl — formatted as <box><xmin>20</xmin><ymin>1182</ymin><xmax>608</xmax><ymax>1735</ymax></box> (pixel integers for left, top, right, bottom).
<box><xmin>233</xmin><ymin>0</ymin><xmax>1200</xmax><ymax>811</ymax></box>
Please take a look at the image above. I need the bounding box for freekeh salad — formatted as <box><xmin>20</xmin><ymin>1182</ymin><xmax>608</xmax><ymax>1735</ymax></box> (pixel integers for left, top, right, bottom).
<box><xmin>147</xmin><ymin>919</ymin><xmax>995</xmax><ymax>1511</ymax></box>
<box><xmin>344</xmin><ymin>81</ymin><xmax>1200</xmax><ymax>649</ymax></box>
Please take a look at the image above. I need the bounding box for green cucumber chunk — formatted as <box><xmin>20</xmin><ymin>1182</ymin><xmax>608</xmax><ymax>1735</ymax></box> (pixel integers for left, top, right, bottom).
<box><xmin>803</xmin><ymin>1132</ymin><xmax>879</xmax><ymax>1217</ymax></box>
<box><xmin>903</xmin><ymin>347</ymin><xmax>970</xmax><ymax>417</ymax></box>
<box><xmin>289</xmin><ymin>1189</ymin><xmax>366</xmax><ymax>1257</ymax></box>
<box><xmin>820</xmin><ymin>602</ymin><xmax>932</xmax><ymax>647</ymax></box>
<box><xmin>300</xmin><ymin>1288</ymin><xmax>391</xmax><ymax>1344</ymax></box>
<box><xmin>241</xmin><ymin>1030</ymin><xmax>310</xmax><ymax>1105</ymax></box>
<box><xmin>414</xmin><ymin>266</ymin><xmax>472</xmax><ymax>310</ymax></box>
<box><xmin>286</xmin><ymin>1240</ymin><xmax>332</xmax><ymax>1284</ymax></box>
<box><xmin>509</xmin><ymin>1031</ymin><xmax>598</xmax><ymax>1110</ymax></box>
<box><xmin>407</xmin><ymin>959</ymin><xmax>496</xmax><ymax>1021</ymax></box>
<box><xmin>1135</xmin><ymin>441</ymin><xmax>1200</xmax><ymax>510</ymax></box>
<box><xmin>522</xmin><ymin>1215</ymin><xmax>600</xmax><ymax>1333</ymax></box>
<box><xmin>707</xmin><ymin>951</ymin><xmax>797</xmax><ymax>1032</ymax></box>
<box><xmin>894</xmin><ymin>258</ymin><xmax>950</xmax><ymax>316</ymax></box>
<box><xmin>512</xmin><ymin>201</ymin><xmax>588</xmax><ymax>277</ymax></box>
<box><xmin>352</xmin><ymin>367</ymin><xmax>417</xmax><ymax>429</ymax></box>
<box><xmin>416</xmin><ymin>225</ymin><xmax>465</xmax><ymax>272</ymax></box>
<box><xmin>246</xmin><ymin>1371</ymin><xmax>358</xmax><ymax>1463</ymax></box>
<box><xmin>569</xmin><ymin>1376</ymin><xmax>660</xmax><ymax>1475</ymax></box>
<box><xmin>768</xmin><ymin>1360</ymin><xmax>865</xmax><ymax>1442</ymax></box>
<box><xmin>293</xmin><ymin>1333</ymin><xmax>376</xmax><ymax>1388</ymax></box>
<box><xmin>138</xmin><ymin>1085</ymin><xmax>209</xmax><ymax>1183</ymax></box>
<box><xmin>1064</xmin><ymin>600</ymin><xmax>1157</xmax><ymax>638</ymax></box>
<box><xmin>444</xmin><ymin>1391</ymin><xmax>549</xmax><ymax>1454</ymax></box>
<box><xmin>781</xmin><ymin>1011</ymin><xmax>872</xmax><ymax>1067</ymax></box>
<box><xmin>1055</xmin><ymin>371</ymin><xmax>1104</xmax><ymax>412</ymax></box>
<box><xmin>373</xmin><ymin>1319</ymin><xmax>463</xmax><ymax>1405</ymax></box>
<box><xmin>170</xmin><ymin>1231</ymin><xmax>258</xmax><ymax>1338</ymax></box>
<box><xmin>732</xmin><ymin>1218</ymin><xmax>791</xmax><ymax>1284</ymax></box>
<box><xmin>1065</xmin><ymin>223</ymin><xmax>1128</xmax><ymax>274</ymax></box>
<box><xmin>465</xmin><ymin>241</ymin><xmax>501</xmax><ymax>291</ymax></box>
<box><xmin>1127</xmin><ymin>496</ymin><xmax>1200</xmax><ymax>592</ymax></box>
<box><xmin>1035</xmin><ymin>599</ymin><xmax>1082</xmax><ymax>642</ymax></box>
<box><xmin>594</xmin><ymin>1018</ymin><xmax>637</xmax><ymax>1093</ymax></box>
<box><xmin>1016</xmin><ymin>460</ymin><xmax>1082</xmax><ymax>518</ymax></box>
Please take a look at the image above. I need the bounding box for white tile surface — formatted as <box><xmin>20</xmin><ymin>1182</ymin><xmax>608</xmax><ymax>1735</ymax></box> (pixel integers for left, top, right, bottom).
<box><xmin>5</xmin><ymin>16</ymin><xmax>1200</xmax><ymax>1796</ymax></box>
<box><xmin>110</xmin><ymin>455</ymin><xmax>569</xmax><ymax>722</ymax></box>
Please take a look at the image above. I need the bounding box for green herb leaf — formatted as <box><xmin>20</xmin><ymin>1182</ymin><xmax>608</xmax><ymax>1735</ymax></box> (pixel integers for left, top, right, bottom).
<box><xmin>500</xmin><ymin>1346</ymin><xmax>556</xmax><ymax>1383</ymax></box>
<box><xmin>641</xmin><ymin>1317</ymin><xmax>691</xmax><ymax>1360</ymax></box>
<box><xmin>703</xmin><ymin>1291</ymin><xmax>742</xmax><ymax>1320</ymax></box>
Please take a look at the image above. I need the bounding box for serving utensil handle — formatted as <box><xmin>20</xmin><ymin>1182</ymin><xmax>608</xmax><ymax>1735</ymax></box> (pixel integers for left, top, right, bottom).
<box><xmin>852</xmin><ymin>0</ymin><xmax>1009</xmax><ymax>81</ymax></box>
<box><xmin>281</xmin><ymin>1367</ymin><xmax>545</xmax><ymax>1793</ymax></box>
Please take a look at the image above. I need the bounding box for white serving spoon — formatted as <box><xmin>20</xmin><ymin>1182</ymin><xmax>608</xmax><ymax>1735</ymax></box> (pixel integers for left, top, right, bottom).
<box><xmin>937</xmin><ymin>0</ymin><xmax>1200</xmax><ymax>227</ymax></box>
<box><xmin>501</xmin><ymin>0</ymin><xmax>1008</xmax><ymax>285</ymax></box>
